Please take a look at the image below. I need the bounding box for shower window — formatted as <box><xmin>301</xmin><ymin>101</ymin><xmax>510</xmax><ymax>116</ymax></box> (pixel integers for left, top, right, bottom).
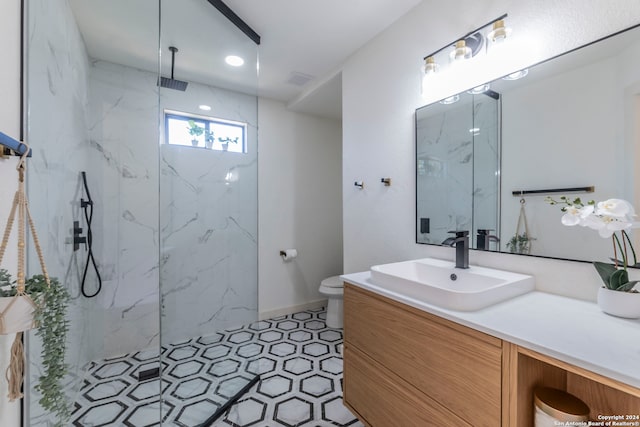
<box><xmin>165</xmin><ymin>110</ymin><xmax>247</xmax><ymax>153</ymax></box>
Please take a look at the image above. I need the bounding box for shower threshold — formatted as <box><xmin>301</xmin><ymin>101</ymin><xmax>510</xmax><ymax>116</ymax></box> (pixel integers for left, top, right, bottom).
<box><xmin>198</xmin><ymin>374</ymin><xmax>260</xmax><ymax>427</ymax></box>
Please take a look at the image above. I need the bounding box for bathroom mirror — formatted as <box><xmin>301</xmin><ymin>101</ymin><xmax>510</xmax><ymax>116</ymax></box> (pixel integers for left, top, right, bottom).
<box><xmin>416</xmin><ymin>24</ymin><xmax>640</xmax><ymax>264</ymax></box>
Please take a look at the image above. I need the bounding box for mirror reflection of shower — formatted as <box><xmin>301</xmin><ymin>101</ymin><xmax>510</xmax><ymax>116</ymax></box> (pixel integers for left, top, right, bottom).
<box><xmin>416</xmin><ymin>90</ymin><xmax>501</xmax><ymax>251</ymax></box>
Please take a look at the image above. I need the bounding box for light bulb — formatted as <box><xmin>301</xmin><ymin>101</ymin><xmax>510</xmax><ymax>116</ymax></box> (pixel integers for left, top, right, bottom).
<box><xmin>450</xmin><ymin>40</ymin><xmax>472</xmax><ymax>61</ymax></box>
<box><xmin>488</xmin><ymin>19</ymin><xmax>512</xmax><ymax>43</ymax></box>
<box><xmin>424</xmin><ymin>56</ymin><xmax>439</xmax><ymax>74</ymax></box>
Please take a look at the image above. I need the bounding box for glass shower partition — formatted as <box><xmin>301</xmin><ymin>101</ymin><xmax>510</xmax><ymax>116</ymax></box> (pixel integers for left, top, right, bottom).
<box><xmin>25</xmin><ymin>0</ymin><xmax>258</xmax><ymax>425</ymax></box>
<box><xmin>25</xmin><ymin>0</ymin><xmax>163</xmax><ymax>425</ymax></box>
<box><xmin>158</xmin><ymin>0</ymin><xmax>260</xmax><ymax>424</ymax></box>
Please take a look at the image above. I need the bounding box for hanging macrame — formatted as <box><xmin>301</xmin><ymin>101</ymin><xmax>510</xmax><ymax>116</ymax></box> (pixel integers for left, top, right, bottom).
<box><xmin>0</xmin><ymin>143</ymin><xmax>51</xmax><ymax>401</ymax></box>
<box><xmin>507</xmin><ymin>197</ymin><xmax>534</xmax><ymax>255</ymax></box>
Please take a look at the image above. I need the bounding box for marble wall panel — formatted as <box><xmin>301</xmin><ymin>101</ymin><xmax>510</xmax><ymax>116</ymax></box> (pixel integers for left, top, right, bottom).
<box><xmin>87</xmin><ymin>60</ymin><xmax>160</xmax><ymax>355</ymax></box>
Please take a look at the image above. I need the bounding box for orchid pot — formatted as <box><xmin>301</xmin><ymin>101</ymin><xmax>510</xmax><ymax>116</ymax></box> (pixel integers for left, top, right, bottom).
<box><xmin>597</xmin><ymin>287</ymin><xmax>640</xmax><ymax>318</ymax></box>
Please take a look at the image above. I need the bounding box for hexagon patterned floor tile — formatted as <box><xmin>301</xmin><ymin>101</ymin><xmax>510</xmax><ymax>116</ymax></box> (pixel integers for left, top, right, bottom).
<box><xmin>72</xmin><ymin>308</ymin><xmax>364</xmax><ymax>426</ymax></box>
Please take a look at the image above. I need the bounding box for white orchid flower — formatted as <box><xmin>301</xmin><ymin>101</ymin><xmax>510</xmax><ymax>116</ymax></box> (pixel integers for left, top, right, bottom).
<box><xmin>561</xmin><ymin>205</ymin><xmax>593</xmax><ymax>226</ymax></box>
<box><xmin>595</xmin><ymin>198</ymin><xmax>636</xmax><ymax>220</ymax></box>
<box><xmin>581</xmin><ymin>212</ymin><xmax>632</xmax><ymax>238</ymax></box>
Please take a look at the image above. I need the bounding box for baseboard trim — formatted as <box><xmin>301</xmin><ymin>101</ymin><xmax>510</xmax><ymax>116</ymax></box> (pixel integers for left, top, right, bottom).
<box><xmin>259</xmin><ymin>299</ymin><xmax>327</xmax><ymax>320</ymax></box>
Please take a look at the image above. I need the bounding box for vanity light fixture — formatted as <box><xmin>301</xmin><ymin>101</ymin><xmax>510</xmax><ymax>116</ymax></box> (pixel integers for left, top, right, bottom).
<box><xmin>487</xmin><ymin>19</ymin><xmax>512</xmax><ymax>43</ymax></box>
<box><xmin>225</xmin><ymin>55</ymin><xmax>244</xmax><ymax>67</ymax></box>
<box><xmin>421</xmin><ymin>14</ymin><xmax>509</xmax><ymax>95</ymax></box>
<box><xmin>467</xmin><ymin>84</ymin><xmax>490</xmax><ymax>95</ymax></box>
<box><xmin>440</xmin><ymin>95</ymin><xmax>460</xmax><ymax>105</ymax></box>
<box><xmin>503</xmin><ymin>69</ymin><xmax>529</xmax><ymax>80</ymax></box>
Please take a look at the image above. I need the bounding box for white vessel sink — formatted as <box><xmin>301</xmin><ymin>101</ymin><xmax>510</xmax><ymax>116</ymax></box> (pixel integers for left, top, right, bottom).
<box><xmin>369</xmin><ymin>258</ymin><xmax>534</xmax><ymax>311</ymax></box>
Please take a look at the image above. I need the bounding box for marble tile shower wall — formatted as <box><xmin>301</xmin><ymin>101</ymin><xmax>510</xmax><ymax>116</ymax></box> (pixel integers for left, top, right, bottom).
<box><xmin>26</xmin><ymin>0</ymin><xmax>98</xmax><ymax>424</ymax></box>
<box><xmin>88</xmin><ymin>61</ymin><xmax>161</xmax><ymax>357</ymax></box>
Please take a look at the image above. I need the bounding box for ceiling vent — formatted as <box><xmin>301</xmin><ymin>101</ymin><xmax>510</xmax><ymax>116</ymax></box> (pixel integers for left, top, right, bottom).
<box><xmin>286</xmin><ymin>72</ymin><xmax>315</xmax><ymax>86</ymax></box>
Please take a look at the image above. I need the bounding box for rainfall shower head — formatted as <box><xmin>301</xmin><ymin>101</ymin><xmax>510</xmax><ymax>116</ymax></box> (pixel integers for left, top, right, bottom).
<box><xmin>158</xmin><ymin>46</ymin><xmax>189</xmax><ymax>91</ymax></box>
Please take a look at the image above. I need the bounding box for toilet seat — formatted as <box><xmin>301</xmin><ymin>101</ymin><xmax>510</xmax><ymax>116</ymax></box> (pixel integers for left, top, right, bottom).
<box><xmin>319</xmin><ymin>284</ymin><xmax>343</xmax><ymax>296</ymax></box>
<box><xmin>320</xmin><ymin>275</ymin><xmax>343</xmax><ymax>289</ymax></box>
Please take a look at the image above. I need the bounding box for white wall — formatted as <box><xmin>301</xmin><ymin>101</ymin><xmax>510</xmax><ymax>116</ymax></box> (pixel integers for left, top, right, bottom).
<box><xmin>342</xmin><ymin>0</ymin><xmax>640</xmax><ymax>302</ymax></box>
<box><xmin>258</xmin><ymin>98</ymin><xmax>343</xmax><ymax>317</ymax></box>
<box><xmin>0</xmin><ymin>0</ymin><xmax>22</xmax><ymax>425</ymax></box>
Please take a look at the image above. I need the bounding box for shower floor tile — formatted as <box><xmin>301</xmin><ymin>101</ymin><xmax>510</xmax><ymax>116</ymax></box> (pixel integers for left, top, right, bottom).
<box><xmin>72</xmin><ymin>309</ymin><xmax>363</xmax><ymax>426</ymax></box>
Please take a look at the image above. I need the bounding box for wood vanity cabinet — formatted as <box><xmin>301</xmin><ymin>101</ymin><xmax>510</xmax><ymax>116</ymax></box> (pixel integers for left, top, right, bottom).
<box><xmin>343</xmin><ymin>283</ymin><xmax>503</xmax><ymax>426</ymax></box>
<box><xmin>343</xmin><ymin>283</ymin><xmax>640</xmax><ymax>427</ymax></box>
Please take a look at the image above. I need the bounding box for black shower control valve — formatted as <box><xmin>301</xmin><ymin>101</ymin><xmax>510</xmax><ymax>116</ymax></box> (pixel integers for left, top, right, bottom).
<box><xmin>73</xmin><ymin>220</ymin><xmax>87</xmax><ymax>251</ymax></box>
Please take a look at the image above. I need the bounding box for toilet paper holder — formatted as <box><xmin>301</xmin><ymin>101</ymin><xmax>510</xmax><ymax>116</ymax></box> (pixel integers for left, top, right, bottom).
<box><xmin>279</xmin><ymin>249</ymin><xmax>298</xmax><ymax>261</ymax></box>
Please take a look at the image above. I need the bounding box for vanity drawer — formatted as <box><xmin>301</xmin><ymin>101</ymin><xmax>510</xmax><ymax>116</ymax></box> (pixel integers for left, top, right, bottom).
<box><xmin>343</xmin><ymin>344</ymin><xmax>471</xmax><ymax>427</ymax></box>
<box><xmin>344</xmin><ymin>283</ymin><xmax>502</xmax><ymax>427</ymax></box>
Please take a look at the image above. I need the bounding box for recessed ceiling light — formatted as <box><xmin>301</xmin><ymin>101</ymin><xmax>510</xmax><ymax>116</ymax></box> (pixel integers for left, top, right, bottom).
<box><xmin>503</xmin><ymin>69</ymin><xmax>529</xmax><ymax>81</ymax></box>
<box><xmin>225</xmin><ymin>55</ymin><xmax>244</xmax><ymax>67</ymax></box>
<box><xmin>467</xmin><ymin>84</ymin><xmax>490</xmax><ymax>95</ymax></box>
<box><xmin>440</xmin><ymin>95</ymin><xmax>460</xmax><ymax>105</ymax></box>
<box><xmin>199</xmin><ymin>104</ymin><xmax>211</xmax><ymax>111</ymax></box>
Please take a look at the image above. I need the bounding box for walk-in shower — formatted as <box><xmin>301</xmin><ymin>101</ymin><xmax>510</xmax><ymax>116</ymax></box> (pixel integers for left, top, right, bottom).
<box><xmin>24</xmin><ymin>0</ymin><xmax>259</xmax><ymax>424</ymax></box>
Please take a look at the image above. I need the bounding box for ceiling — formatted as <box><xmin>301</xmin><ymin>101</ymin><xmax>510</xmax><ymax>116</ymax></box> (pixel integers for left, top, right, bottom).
<box><xmin>225</xmin><ymin>0</ymin><xmax>422</xmax><ymax>118</ymax></box>
<box><xmin>68</xmin><ymin>0</ymin><xmax>422</xmax><ymax>120</ymax></box>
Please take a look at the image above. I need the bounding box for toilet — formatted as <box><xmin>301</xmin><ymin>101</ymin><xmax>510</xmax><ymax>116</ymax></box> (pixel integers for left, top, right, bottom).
<box><xmin>319</xmin><ymin>275</ymin><xmax>344</xmax><ymax>328</ymax></box>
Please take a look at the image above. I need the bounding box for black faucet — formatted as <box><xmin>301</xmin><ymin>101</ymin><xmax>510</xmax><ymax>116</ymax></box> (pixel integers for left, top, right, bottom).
<box><xmin>477</xmin><ymin>229</ymin><xmax>500</xmax><ymax>251</ymax></box>
<box><xmin>448</xmin><ymin>230</ymin><xmax>469</xmax><ymax>269</ymax></box>
<box><xmin>441</xmin><ymin>237</ymin><xmax>456</xmax><ymax>246</ymax></box>
<box><xmin>73</xmin><ymin>220</ymin><xmax>86</xmax><ymax>251</ymax></box>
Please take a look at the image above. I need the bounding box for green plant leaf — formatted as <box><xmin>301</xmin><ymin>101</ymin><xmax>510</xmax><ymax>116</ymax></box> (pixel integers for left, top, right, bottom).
<box><xmin>615</xmin><ymin>280</ymin><xmax>638</xmax><ymax>292</ymax></box>
<box><xmin>593</xmin><ymin>261</ymin><xmax>617</xmax><ymax>287</ymax></box>
<box><xmin>608</xmin><ymin>268</ymin><xmax>629</xmax><ymax>290</ymax></box>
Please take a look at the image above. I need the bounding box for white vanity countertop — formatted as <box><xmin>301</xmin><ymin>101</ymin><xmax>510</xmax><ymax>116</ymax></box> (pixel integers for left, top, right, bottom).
<box><xmin>341</xmin><ymin>271</ymin><xmax>640</xmax><ymax>389</ymax></box>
